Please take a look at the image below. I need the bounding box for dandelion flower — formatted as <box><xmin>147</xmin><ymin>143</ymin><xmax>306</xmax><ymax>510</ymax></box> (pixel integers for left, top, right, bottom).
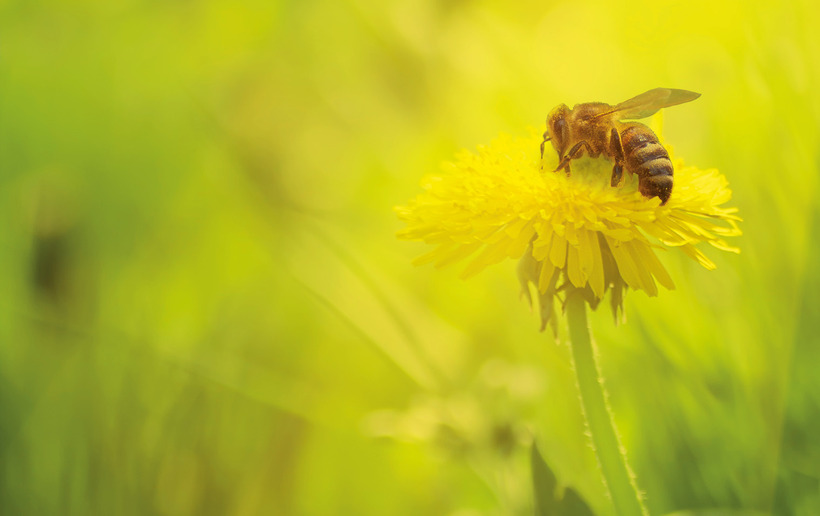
<box><xmin>396</xmin><ymin>128</ymin><xmax>741</xmax><ymax>329</ymax></box>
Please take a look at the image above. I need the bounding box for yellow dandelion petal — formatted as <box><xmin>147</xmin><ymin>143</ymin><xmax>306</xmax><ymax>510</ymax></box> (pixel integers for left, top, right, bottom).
<box><xmin>416</xmin><ymin>241</ymin><xmax>482</xmax><ymax>268</ymax></box>
<box><xmin>673</xmin><ymin>211</ymin><xmax>734</xmax><ymax>234</ymax></box>
<box><xmin>532</xmin><ymin>220</ymin><xmax>553</xmax><ymax>259</ymax></box>
<box><xmin>680</xmin><ymin>244</ymin><xmax>717</xmax><ymax>270</ymax></box>
<box><xmin>552</xmin><ymin>219</ymin><xmax>566</xmax><ymax>237</ymax></box>
<box><xmin>708</xmin><ymin>238</ymin><xmax>741</xmax><ymax>254</ymax></box>
<box><xmin>508</xmin><ymin>219</ymin><xmax>537</xmax><ymax>257</ymax></box>
<box><xmin>576</xmin><ymin>229</ymin><xmax>595</xmax><ymax>281</ymax></box>
<box><xmin>634</xmin><ymin>241</ymin><xmax>675</xmax><ymax>290</ymax></box>
<box><xmin>396</xmin><ymin>127</ymin><xmax>741</xmax><ymax>327</ymax></box>
<box><xmin>549</xmin><ymin>232</ymin><xmax>568</xmax><ymax>269</ymax></box>
<box><xmin>564</xmin><ymin>223</ymin><xmax>581</xmax><ymax>246</ymax></box>
<box><xmin>586</xmin><ymin>231</ymin><xmax>606</xmax><ymax>299</ymax></box>
<box><xmin>602</xmin><ymin>227</ymin><xmax>635</xmax><ymax>241</ymax></box>
<box><xmin>566</xmin><ymin>244</ymin><xmax>585</xmax><ymax>289</ymax></box>
<box><xmin>624</xmin><ymin>240</ymin><xmax>659</xmax><ymax>297</ymax></box>
<box><xmin>461</xmin><ymin>244</ymin><xmax>506</xmax><ymax>278</ymax></box>
<box><xmin>607</xmin><ymin>238</ymin><xmax>645</xmax><ymax>293</ymax></box>
<box><xmin>668</xmin><ymin>215</ymin><xmax>717</xmax><ymax>241</ymax></box>
<box><xmin>637</xmin><ymin>219</ymin><xmax>693</xmax><ymax>247</ymax></box>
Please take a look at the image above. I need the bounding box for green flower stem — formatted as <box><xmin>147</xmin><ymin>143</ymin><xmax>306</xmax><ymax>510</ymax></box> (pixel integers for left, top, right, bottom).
<box><xmin>566</xmin><ymin>293</ymin><xmax>648</xmax><ymax>516</ymax></box>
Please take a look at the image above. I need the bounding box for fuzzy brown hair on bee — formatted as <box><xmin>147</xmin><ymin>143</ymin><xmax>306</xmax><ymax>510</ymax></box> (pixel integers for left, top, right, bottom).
<box><xmin>540</xmin><ymin>88</ymin><xmax>701</xmax><ymax>205</ymax></box>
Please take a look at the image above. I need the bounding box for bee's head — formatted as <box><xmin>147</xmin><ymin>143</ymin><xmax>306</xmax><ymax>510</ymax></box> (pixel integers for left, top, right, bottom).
<box><xmin>545</xmin><ymin>104</ymin><xmax>570</xmax><ymax>154</ymax></box>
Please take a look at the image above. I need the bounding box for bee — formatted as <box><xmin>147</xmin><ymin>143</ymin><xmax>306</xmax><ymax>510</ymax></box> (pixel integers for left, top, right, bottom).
<box><xmin>540</xmin><ymin>88</ymin><xmax>701</xmax><ymax>205</ymax></box>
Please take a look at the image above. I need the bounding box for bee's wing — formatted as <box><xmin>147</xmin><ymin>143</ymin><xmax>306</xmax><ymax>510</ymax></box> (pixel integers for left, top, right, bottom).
<box><xmin>594</xmin><ymin>88</ymin><xmax>701</xmax><ymax>120</ymax></box>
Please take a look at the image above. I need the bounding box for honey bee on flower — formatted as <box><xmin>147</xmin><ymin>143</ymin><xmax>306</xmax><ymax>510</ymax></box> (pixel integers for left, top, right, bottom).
<box><xmin>541</xmin><ymin>88</ymin><xmax>701</xmax><ymax>205</ymax></box>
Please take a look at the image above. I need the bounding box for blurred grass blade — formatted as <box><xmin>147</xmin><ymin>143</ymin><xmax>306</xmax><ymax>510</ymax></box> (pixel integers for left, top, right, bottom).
<box><xmin>531</xmin><ymin>441</ymin><xmax>594</xmax><ymax>516</ymax></box>
<box><xmin>305</xmin><ymin>220</ymin><xmax>451</xmax><ymax>391</ymax></box>
<box><xmin>288</xmin><ymin>221</ymin><xmax>457</xmax><ymax>393</ymax></box>
<box><xmin>661</xmin><ymin>511</ymin><xmax>771</xmax><ymax>516</ymax></box>
<box><xmin>296</xmin><ymin>278</ymin><xmax>430</xmax><ymax>389</ymax></box>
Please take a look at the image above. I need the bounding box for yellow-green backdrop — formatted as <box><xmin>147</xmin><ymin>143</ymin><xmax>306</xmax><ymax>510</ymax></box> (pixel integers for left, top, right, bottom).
<box><xmin>1</xmin><ymin>0</ymin><xmax>818</xmax><ymax>514</ymax></box>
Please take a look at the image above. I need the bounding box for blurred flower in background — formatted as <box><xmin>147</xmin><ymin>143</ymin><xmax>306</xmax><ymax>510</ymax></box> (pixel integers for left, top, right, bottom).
<box><xmin>1</xmin><ymin>0</ymin><xmax>819</xmax><ymax>514</ymax></box>
<box><xmin>364</xmin><ymin>360</ymin><xmax>544</xmax><ymax>515</ymax></box>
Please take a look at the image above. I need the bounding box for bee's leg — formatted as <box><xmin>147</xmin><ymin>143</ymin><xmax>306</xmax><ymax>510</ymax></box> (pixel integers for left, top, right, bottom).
<box><xmin>540</xmin><ymin>132</ymin><xmax>551</xmax><ymax>160</ymax></box>
<box><xmin>539</xmin><ymin>133</ymin><xmax>553</xmax><ymax>171</ymax></box>
<box><xmin>553</xmin><ymin>141</ymin><xmax>591</xmax><ymax>176</ymax></box>
<box><xmin>609</xmin><ymin>128</ymin><xmax>626</xmax><ymax>187</ymax></box>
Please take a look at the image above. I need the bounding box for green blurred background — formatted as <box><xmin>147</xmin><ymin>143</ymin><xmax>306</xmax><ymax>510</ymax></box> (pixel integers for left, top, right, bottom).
<box><xmin>1</xmin><ymin>0</ymin><xmax>819</xmax><ymax>514</ymax></box>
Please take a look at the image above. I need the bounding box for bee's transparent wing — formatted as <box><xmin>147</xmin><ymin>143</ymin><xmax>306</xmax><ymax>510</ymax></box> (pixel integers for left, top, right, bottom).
<box><xmin>595</xmin><ymin>88</ymin><xmax>701</xmax><ymax>120</ymax></box>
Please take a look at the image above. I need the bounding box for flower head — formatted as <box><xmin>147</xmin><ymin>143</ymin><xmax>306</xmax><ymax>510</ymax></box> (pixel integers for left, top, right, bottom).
<box><xmin>396</xmin><ymin>128</ymin><xmax>741</xmax><ymax>329</ymax></box>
